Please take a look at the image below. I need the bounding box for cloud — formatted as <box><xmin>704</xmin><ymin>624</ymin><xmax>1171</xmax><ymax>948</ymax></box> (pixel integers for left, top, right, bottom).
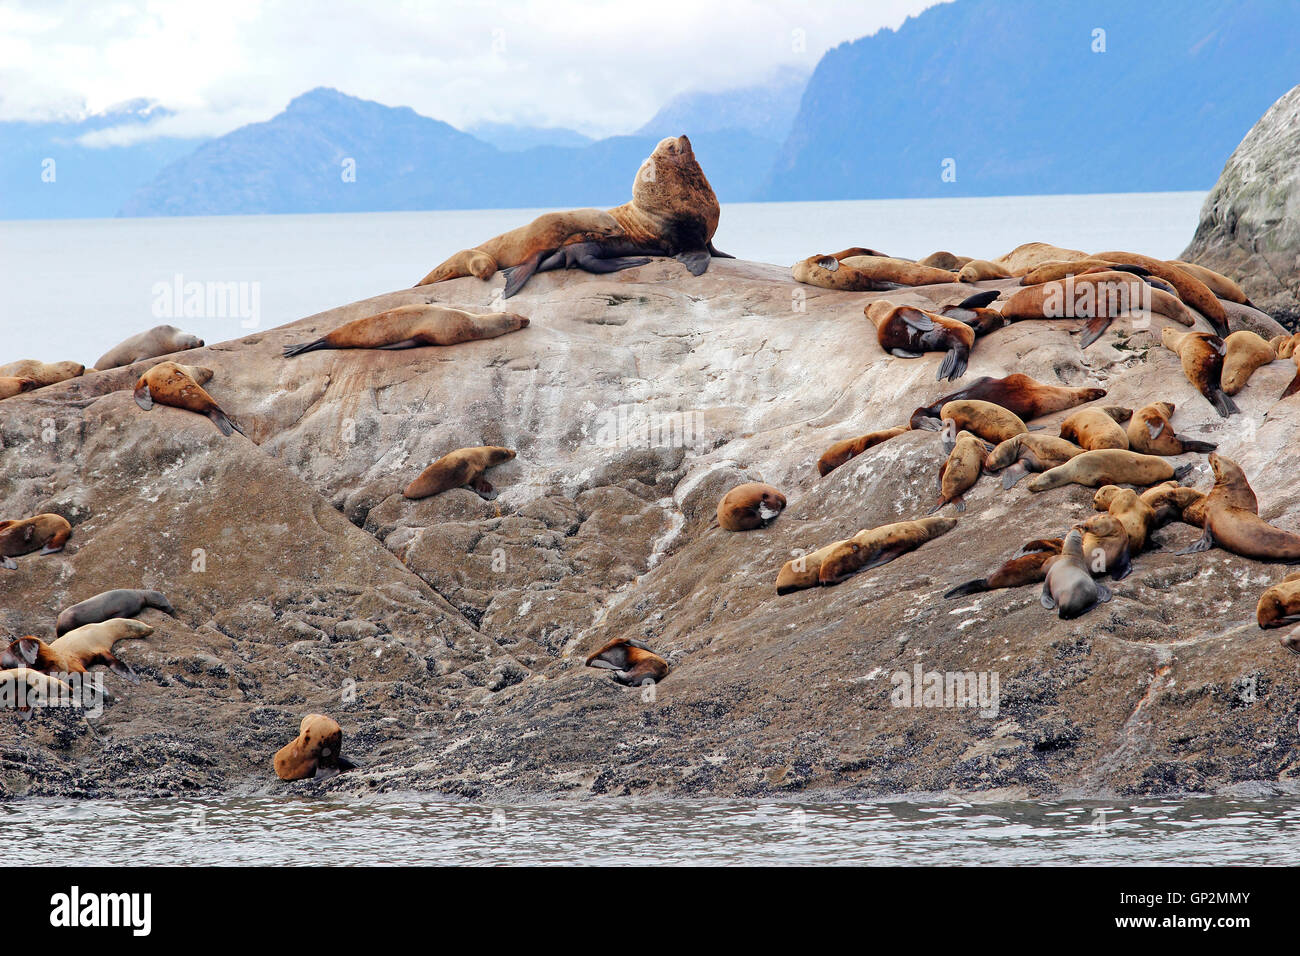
<box><xmin>2</xmin><ymin>0</ymin><xmax>947</xmax><ymax>139</ymax></box>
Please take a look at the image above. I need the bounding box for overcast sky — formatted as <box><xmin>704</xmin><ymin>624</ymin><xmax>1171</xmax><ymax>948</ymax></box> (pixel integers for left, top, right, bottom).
<box><xmin>0</xmin><ymin>0</ymin><xmax>945</xmax><ymax>141</ymax></box>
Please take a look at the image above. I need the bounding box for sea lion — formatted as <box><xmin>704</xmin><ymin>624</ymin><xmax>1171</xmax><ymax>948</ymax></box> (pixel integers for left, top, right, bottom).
<box><xmin>1281</xmin><ymin>349</ymin><xmax>1300</xmax><ymax>401</ymax></box>
<box><xmin>55</xmin><ymin>589</ymin><xmax>177</xmax><ymax>636</ymax></box>
<box><xmin>866</xmin><ymin>301</ymin><xmax>974</xmax><ymax>381</ymax></box>
<box><xmin>1000</xmin><ymin>272</ymin><xmax>1193</xmax><ymax>347</ymax></box>
<box><xmin>1128</xmin><ymin>481</ymin><xmax>1207</xmax><ymax>528</ymax></box>
<box><xmin>992</xmin><ymin>242</ymin><xmax>1089</xmax><ymax>275</ymax></box>
<box><xmin>1019</xmin><ymin>258</ymin><xmax>1150</xmax><ymax>285</ymax></box>
<box><xmin>1094</xmin><ymin>252</ymin><xmax>1229</xmax><ymax>336</ymax></box>
<box><xmin>1272</xmin><ymin>333</ymin><xmax>1300</xmax><ymax>360</ymax></box>
<box><xmin>793</xmin><ymin>254</ymin><xmax>957</xmax><ymax>291</ymax></box>
<box><xmin>1041</xmin><ymin>529</ymin><xmax>1113</xmax><ymax>619</ymax></box>
<box><xmin>283</xmin><ymin>304</ymin><xmax>529</xmax><ymax>357</ymax></box>
<box><xmin>134</xmin><ymin>361</ymin><xmax>243</xmax><ymax>436</ymax></box>
<box><xmin>776</xmin><ymin>539</ymin><xmax>850</xmax><ymax>594</ymax></box>
<box><xmin>1059</xmin><ymin>406</ymin><xmax>1132</xmax><ymax>451</ymax></box>
<box><xmin>983</xmin><ymin>432</ymin><xmax>1084</xmax><ymax>488</ymax></box>
<box><xmin>1125</xmin><ymin>402</ymin><xmax>1216</xmax><ymax>456</ymax></box>
<box><xmin>0</xmin><ymin>619</ymin><xmax>153</xmax><ymax>681</ymax></box>
<box><xmin>944</xmin><ymin>538</ymin><xmax>1063</xmax><ymax>597</ymax></box>
<box><xmin>1027</xmin><ymin>449</ymin><xmax>1192</xmax><ymax>493</ymax></box>
<box><xmin>584</xmin><ymin>637</ymin><xmax>669</xmax><ymax>686</ymax></box>
<box><xmin>414</xmin><ymin>208</ymin><xmax>637</xmax><ymax>294</ymax></box>
<box><xmin>1167</xmin><ymin>260</ymin><xmax>1252</xmax><ymax>306</ymax></box>
<box><xmin>1220</xmin><ymin>331</ymin><xmax>1277</xmax><ymax>395</ymax></box>
<box><xmin>717</xmin><ymin>483</ymin><xmax>786</xmax><ymax>531</ymax></box>
<box><xmin>957</xmin><ymin>259</ymin><xmax>1013</xmax><ymax>282</ymax></box>
<box><xmin>0</xmin><ymin>513</ymin><xmax>72</xmax><ymax>568</ymax></box>
<box><xmin>0</xmin><ymin>377</ymin><xmax>38</xmax><ymax>400</ymax></box>
<box><xmin>1076</xmin><ymin>512</ymin><xmax>1133</xmax><ymax>579</ymax></box>
<box><xmin>816</xmin><ymin>426</ymin><xmax>910</xmax><ymax>476</ymax></box>
<box><xmin>919</xmin><ymin>251</ymin><xmax>972</xmax><ymax>271</ymax></box>
<box><xmin>1090</xmin><ymin>486</ymin><xmax>1157</xmax><ymax>555</ymax></box>
<box><xmin>933</xmin><ymin>426</ymin><xmax>987</xmax><ymax>512</ymax></box>
<box><xmin>0</xmin><ymin>359</ymin><xmax>84</xmax><ymax>387</ymax></box>
<box><xmin>1257</xmin><ymin>572</ymin><xmax>1300</xmax><ymax>629</ymax></box>
<box><xmin>939</xmin><ymin>400</ymin><xmax>1030</xmax><ymax>448</ymax></box>
<box><xmin>938</xmin><ymin>290</ymin><xmax>1005</xmax><ymax>337</ymax></box>
<box><xmin>817</xmin><ymin>517</ymin><xmax>957</xmax><ymax>586</ymax></box>
<box><xmin>273</xmin><ymin>714</ymin><xmax>357</xmax><ymax>781</ymax></box>
<box><xmin>909</xmin><ymin>374</ymin><xmax>1106</xmax><ymax>430</ymax></box>
<box><xmin>93</xmin><ymin>325</ymin><xmax>205</xmax><ymax>371</ymax></box>
<box><xmin>404</xmin><ymin>446</ymin><xmax>516</xmax><ymax>500</ymax></box>
<box><xmin>1160</xmin><ymin>328</ymin><xmax>1238</xmax><ymax>417</ymax></box>
<box><xmin>1178</xmin><ymin>453</ymin><xmax>1300</xmax><ymax>562</ymax></box>
<box><xmin>0</xmin><ymin>668</ymin><xmax>72</xmax><ymax>711</ymax></box>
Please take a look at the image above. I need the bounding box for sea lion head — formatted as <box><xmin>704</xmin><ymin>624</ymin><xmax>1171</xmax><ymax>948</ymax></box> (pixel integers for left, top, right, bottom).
<box><xmin>631</xmin><ymin>135</ymin><xmax>719</xmax><ymax>241</ymax></box>
<box><xmin>1062</xmin><ymin>528</ymin><xmax>1085</xmax><ymax>558</ymax></box>
<box><xmin>0</xmin><ymin>637</ymin><xmax>41</xmax><ymax>670</ymax></box>
<box><xmin>1208</xmin><ymin>452</ymin><xmax>1246</xmax><ymax>490</ymax></box>
<box><xmin>175</xmin><ymin>332</ymin><xmax>205</xmax><ymax>351</ymax></box>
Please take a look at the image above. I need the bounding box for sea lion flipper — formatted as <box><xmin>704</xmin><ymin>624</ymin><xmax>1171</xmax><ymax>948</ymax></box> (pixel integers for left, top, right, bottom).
<box><xmin>707</xmin><ymin>241</ymin><xmax>734</xmax><ymax>259</ymax></box>
<box><xmin>38</xmin><ymin>544</ymin><xmax>64</xmax><ymax>555</ymax></box>
<box><xmin>1112</xmin><ymin>546</ymin><xmax>1133</xmax><ymax>580</ymax></box>
<box><xmin>1176</xmin><ymin>530</ymin><xmax>1215</xmax><ymax>555</ymax></box>
<box><xmin>576</xmin><ymin>254</ymin><xmax>653</xmax><ymax>275</ymax></box>
<box><xmin>107</xmin><ymin>654</ymin><xmax>140</xmax><ymax>685</ymax></box>
<box><xmin>1080</xmin><ymin>316</ymin><xmax>1113</xmax><ymax>349</ymax></box>
<box><xmin>675</xmin><ymin>249</ymin><xmax>711</xmax><ymax>276</ymax></box>
<box><xmin>1096</xmin><ymin>583</ymin><xmax>1113</xmax><ymax>603</ymax></box>
<box><xmin>1002</xmin><ymin>463</ymin><xmax>1029</xmax><ymax>489</ymax></box>
<box><xmin>335</xmin><ymin>755</ymin><xmax>358</xmax><ymax>773</ymax></box>
<box><xmin>890</xmin><ymin>349</ymin><xmax>923</xmax><ymax>359</ymax></box>
<box><xmin>1211</xmin><ymin>390</ymin><xmax>1239</xmax><ymax>418</ymax></box>
<box><xmin>937</xmin><ymin>347</ymin><xmax>967</xmax><ymax>382</ymax></box>
<box><xmin>955</xmin><ymin>290</ymin><xmax>1000</xmax><ymax>310</ymax></box>
<box><xmin>501</xmin><ymin>253</ymin><xmax>544</xmax><ymax>298</ymax></box>
<box><xmin>1172</xmin><ymin>463</ymin><xmax>1195</xmax><ymax>482</ymax></box>
<box><xmin>0</xmin><ymin>556</ymin><xmax>16</xmax><ymax>570</ymax></box>
<box><xmin>207</xmin><ymin>409</ymin><xmax>236</xmax><ymax>437</ymax></box>
<box><xmin>898</xmin><ymin>308</ymin><xmax>935</xmax><ymax>332</ymax></box>
<box><xmin>282</xmin><ymin>338</ymin><xmax>328</xmax><ymax>358</ymax></box>
<box><xmin>587</xmin><ymin>659</ymin><xmax>619</xmax><ymax>671</ymax></box>
<box><xmin>1147</xmin><ymin>419</ymin><xmax>1166</xmax><ymax>440</ymax></box>
<box><xmin>944</xmin><ymin>579</ymin><xmax>990</xmax><ymax>598</ymax></box>
<box><xmin>1178</xmin><ymin>437</ymin><xmax>1217</xmax><ymax>453</ymax></box>
<box><xmin>133</xmin><ymin>382</ymin><xmax>154</xmax><ymax>410</ymax></box>
<box><xmin>1040</xmin><ymin>582</ymin><xmax>1056</xmax><ymax>610</ymax></box>
<box><xmin>626</xmin><ymin>638</ymin><xmax>653</xmax><ymax>651</ymax></box>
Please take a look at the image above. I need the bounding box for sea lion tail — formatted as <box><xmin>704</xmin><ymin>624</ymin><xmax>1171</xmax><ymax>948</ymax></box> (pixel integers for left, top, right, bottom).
<box><xmin>282</xmin><ymin>339</ymin><xmax>328</xmax><ymax>357</ymax></box>
<box><xmin>1080</xmin><ymin>315</ymin><xmax>1113</xmax><ymax>349</ymax></box>
<box><xmin>1211</xmin><ymin>388</ymin><xmax>1239</xmax><ymax>418</ymax></box>
<box><xmin>937</xmin><ymin>348</ymin><xmax>968</xmax><ymax>382</ymax></box>
<box><xmin>1179</xmin><ymin>438</ymin><xmax>1218</xmax><ymax>453</ymax></box>
<box><xmin>207</xmin><ymin>409</ymin><xmax>237</xmax><ymax>437</ymax></box>
<box><xmin>707</xmin><ymin>241</ymin><xmax>734</xmax><ymax>259</ymax></box>
<box><xmin>501</xmin><ymin>253</ymin><xmax>543</xmax><ymax>298</ymax></box>
<box><xmin>944</xmin><ymin>579</ymin><xmax>990</xmax><ymax>599</ymax></box>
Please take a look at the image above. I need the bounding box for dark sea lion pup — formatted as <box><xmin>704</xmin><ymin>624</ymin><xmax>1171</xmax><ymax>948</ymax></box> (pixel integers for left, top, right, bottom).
<box><xmin>585</xmin><ymin>637</ymin><xmax>669</xmax><ymax>687</ymax></box>
<box><xmin>1041</xmin><ymin>529</ymin><xmax>1113</xmax><ymax>619</ymax></box>
<box><xmin>56</xmin><ymin>588</ymin><xmax>177</xmax><ymax>636</ymax></box>
<box><xmin>274</xmin><ymin>714</ymin><xmax>357</xmax><ymax>781</ymax></box>
<box><xmin>866</xmin><ymin>300</ymin><xmax>974</xmax><ymax>381</ymax></box>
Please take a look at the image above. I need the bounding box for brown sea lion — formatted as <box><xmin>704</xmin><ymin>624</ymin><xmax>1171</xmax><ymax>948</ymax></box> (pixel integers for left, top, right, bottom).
<box><xmin>1027</xmin><ymin>449</ymin><xmax>1192</xmax><ymax>493</ymax></box>
<box><xmin>776</xmin><ymin>539</ymin><xmax>847</xmax><ymax>594</ymax></box>
<box><xmin>0</xmin><ymin>377</ymin><xmax>38</xmax><ymax>400</ymax></box>
<box><xmin>992</xmin><ymin>242</ymin><xmax>1089</xmax><ymax>275</ymax></box>
<box><xmin>0</xmin><ymin>513</ymin><xmax>72</xmax><ymax>569</ymax></box>
<box><xmin>793</xmin><ymin>254</ymin><xmax>957</xmax><ymax>291</ymax></box>
<box><xmin>938</xmin><ymin>290</ymin><xmax>1005</xmax><ymax>337</ymax></box>
<box><xmin>274</xmin><ymin>714</ymin><xmax>357</xmax><ymax>781</ymax></box>
<box><xmin>94</xmin><ymin>325</ymin><xmax>205</xmax><ymax>371</ymax></box>
<box><xmin>1091</xmin><ymin>486</ymin><xmax>1157</xmax><ymax>555</ymax></box>
<box><xmin>1019</xmin><ymin>258</ymin><xmax>1150</xmax><ymax>285</ymax></box>
<box><xmin>1094</xmin><ymin>252</ymin><xmax>1228</xmax><ymax>336</ymax></box>
<box><xmin>1041</xmin><ymin>529</ymin><xmax>1113</xmax><ymax>619</ymax></box>
<box><xmin>56</xmin><ymin>589</ymin><xmax>177</xmax><ymax>636</ymax></box>
<box><xmin>1077</xmin><ymin>512</ymin><xmax>1133</xmax><ymax>579</ymax></box>
<box><xmin>1257</xmin><ymin>572</ymin><xmax>1300</xmax><ymax>629</ymax></box>
<box><xmin>944</xmin><ymin>538</ymin><xmax>1063</xmax><ymax>598</ymax></box>
<box><xmin>939</xmin><ymin>400</ymin><xmax>1030</xmax><ymax>447</ymax></box>
<box><xmin>133</xmin><ymin>361</ymin><xmax>242</xmax><ymax>436</ymax></box>
<box><xmin>0</xmin><ymin>359</ymin><xmax>84</xmax><ymax>387</ymax></box>
<box><xmin>283</xmin><ymin>304</ymin><xmax>529</xmax><ymax>357</ymax></box>
<box><xmin>1167</xmin><ymin>260</ymin><xmax>1253</xmax><ymax>306</ymax></box>
<box><xmin>817</xmin><ymin>517</ymin><xmax>957</xmax><ymax>586</ymax></box>
<box><xmin>1178</xmin><ymin>454</ymin><xmax>1300</xmax><ymax>562</ymax></box>
<box><xmin>1128</xmin><ymin>481</ymin><xmax>1207</xmax><ymax>528</ymax></box>
<box><xmin>958</xmin><ymin>259</ymin><xmax>1013</xmax><ymax>282</ymax></box>
<box><xmin>933</xmin><ymin>426</ymin><xmax>988</xmax><ymax>512</ymax></box>
<box><xmin>0</xmin><ymin>619</ymin><xmax>153</xmax><ymax>682</ymax></box>
<box><xmin>983</xmin><ymin>432</ymin><xmax>1085</xmax><ymax>488</ymax></box>
<box><xmin>919</xmin><ymin>251</ymin><xmax>972</xmax><ymax>271</ymax></box>
<box><xmin>908</xmin><ymin>374</ymin><xmax>1107</xmax><ymax>430</ymax></box>
<box><xmin>866</xmin><ymin>301</ymin><xmax>974</xmax><ymax>381</ymax></box>
<box><xmin>1001</xmin><ymin>272</ymin><xmax>1192</xmax><ymax>347</ymax></box>
<box><xmin>1059</xmin><ymin>406</ymin><xmax>1132</xmax><ymax>451</ymax></box>
<box><xmin>717</xmin><ymin>483</ymin><xmax>786</xmax><ymax>531</ymax></box>
<box><xmin>1220</xmin><ymin>331</ymin><xmax>1277</xmax><ymax>395</ymax></box>
<box><xmin>1160</xmin><ymin>328</ymin><xmax>1238</xmax><ymax>417</ymax></box>
<box><xmin>817</xmin><ymin>426</ymin><xmax>910</xmax><ymax>476</ymax></box>
<box><xmin>404</xmin><ymin>446</ymin><xmax>515</xmax><ymax>500</ymax></box>
<box><xmin>1125</xmin><ymin>402</ymin><xmax>1216</xmax><ymax>456</ymax></box>
<box><xmin>585</xmin><ymin>637</ymin><xmax>669</xmax><ymax>686</ymax></box>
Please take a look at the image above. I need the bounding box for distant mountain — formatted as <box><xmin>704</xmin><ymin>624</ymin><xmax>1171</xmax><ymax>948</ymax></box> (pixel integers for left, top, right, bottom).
<box><xmin>0</xmin><ymin>100</ymin><xmax>206</xmax><ymax>219</ymax></box>
<box><xmin>120</xmin><ymin>88</ymin><xmax>781</xmax><ymax>215</ymax></box>
<box><xmin>763</xmin><ymin>0</ymin><xmax>1300</xmax><ymax>199</ymax></box>
<box><xmin>636</xmin><ymin>67</ymin><xmax>809</xmax><ymax>141</ymax></box>
<box><xmin>467</xmin><ymin>122</ymin><xmax>594</xmax><ymax>151</ymax></box>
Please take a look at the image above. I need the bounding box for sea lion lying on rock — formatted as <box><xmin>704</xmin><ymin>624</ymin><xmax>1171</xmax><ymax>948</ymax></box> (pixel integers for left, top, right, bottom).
<box><xmin>585</xmin><ymin>637</ymin><xmax>669</xmax><ymax>687</ymax></box>
<box><xmin>94</xmin><ymin>325</ymin><xmax>205</xmax><ymax>370</ymax></box>
<box><xmin>274</xmin><ymin>714</ymin><xmax>357</xmax><ymax>781</ymax></box>
<box><xmin>0</xmin><ymin>513</ymin><xmax>72</xmax><ymax>569</ymax></box>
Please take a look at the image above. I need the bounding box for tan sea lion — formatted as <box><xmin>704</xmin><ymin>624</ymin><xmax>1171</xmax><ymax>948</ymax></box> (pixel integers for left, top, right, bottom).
<box><xmin>866</xmin><ymin>301</ymin><xmax>974</xmax><ymax>381</ymax></box>
<box><xmin>1027</xmin><ymin>449</ymin><xmax>1192</xmax><ymax>492</ymax></box>
<box><xmin>274</xmin><ymin>714</ymin><xmax>357</xmax><ymax>781</ymax></box>
<box><xmin>992</xmin><ymin>242</ymin><xmax>1088</xmax><ymax>275</ymax></box>
<box><xmin>1257</xmin><ymin>572</ymin><xmax>1300</xmax><ymax>629</ymax></box>
<box><xmin>1178</xmin><ymin>454</ymin><xmax>1300</xmax><ymax>562</ymax></box>
<box><xmin>1220</xmin><ymin>331</ymin><xmax>1277</xmax><ymax>394</ymax></box>
<box><xmin>94</xmin><ymin>325</ymin><xmax>205</xmax><ymax>371</ymax></box>
<box><xmin>776</xmin><ymin>539</ymin><xmax>850</xmax><ymax>594</ymax></box>
<box><xmin>957</xmin><ymin>259</ymin><xmax>1013</xmax><ymax>282</ymax></box>
<box><xmin>0</xmin><ymin>619</ymin><xmax>153</xmax><ymax>681</ymax></box>
<box><xmin>944</xmin><ymin>538</ymin><xmax>1063</xmax><ymax>597</ymax></box>
<box><xmin>939</xmin><ymin>400</ymin><xmax>1030</xmax><ymax>447</ymax></box>
<box><xmin>1094</xmin><ymin>252</ymin><xmax>1228</xmax><ymax>336</ymax></box>
<box><xmin>1091</xmin><ymin>486</ymin><xmax>1157</xmax><ymax>555</ymax></box>
<box><xmin>0</xmin><ymin>377</ymin><xmax>38</xmax><ymax>400</ymax></box>
<box><xmin>817</xmin><ymin>426</ymin><xmax>910</xmax><ymax>476</ymax></box>
<box><xmin>1076</xmin><ymin>512</ymin><xmax>1133</xmax><ymax>579</ymax></box>
<box><xmin>1059</xmin><ymin>407</ymin><xmax>1131</xmax><ymax>451</ymax></box>
<box><xmin>585</xmin><ymin>637</ymin><xmax>669</xmax><ymax>686</ymax></box>
<box><xmin>919</xmin><ymin>251</ymin><xmax>972</xmax><ymax>271</ymax></box>
<box><xmin>1281</xmin><ymin>349</ymin><xmax>1300</xmax><ymax>401</ymax></box>
<box><xmin>0</xmin><ymin>359</ymin><xmax>84</xmax><ymax>387</ymax></box>
<box><xmin>817</xmin><ymin>517</ymin><xmax>957</xmax><ymax>586</ymax></box>
<box><xmin>1019</xmin><ymin>258</ymin><xmax>1151</xmax><ymax>285</ymax></box>
<box><xmin>983</xmin><ymin>432</ymin><xmax>1084</xmax><ymax>488</ymax></box>
<box><xmin>1126</xmin><ymin>402</ymin><xmax>1216</xmax><ymax>456</ymax></box>
<box><xmin>1167</xmin><ymin>260</ymin><xmax>1252</xmax><ymax>306</ymax></box>
<box><xmin>793</xmin><ymin>253</ymin><xmax>957</xmax><ymax>291</ymax></box>
<box><xmin>1272</xmin><ymin>333</ymin><xmax>1299</xmax><ymax>359</ymax></box>
<box><xmin>0</xmin><ymin>513</ymin><xmax>72</xmax><ymax>569</ymax></box>
<box><xmin>56</xmin><ymin>589</ymin><xmax>177</xmax><ymax>636</ymax></box>
<box><xmin>283</xmin><ymin>304</ymin><xmax>529</xmax><ymax>357</ymax></box>
<box><xmin>1041</xmin><ymin>529</ymin><xmax>1113</xmax><ymax>618</ymax></box>
<box><xmin>909</xmin><ymin>374</ymin><xmax>1106</xmax><ymax>430</ymax></box>
<box><xmin>134</xmin><ymin>361</ymin><xmax>242</xmax><ymax>436</ymax></box>
<box><xmin>0</xmin><ymin>668</ymin><xmax>72</xmax><ymax>711</ymax></box>
<box><xmin>1160</xmin><ymin>328</ymin><xmax>1238</xmax><ymax>417</ymax></box>
<box><xmin>1129</xmin><ymin>481</ymin><xmax>1207</xmax><ymax>527</ymax></box>
<box><xmin>716</xmin><ymin>483</ymin><xmax>786</xmax><ymax>531</ymax></box>
<box><xmin>1001</xmin><ymin>272</ymin><xmax>1192</xmax><ymax>347</ymax></box>
<box><xmin>404</xmin><ymin>446</ymin><xmax>515</xmax><ymax>500</ymax></box>
<box><xmin>933</xmin><ymin>426</ymin><xmax>987</xmax><ymax>512</ymax></box>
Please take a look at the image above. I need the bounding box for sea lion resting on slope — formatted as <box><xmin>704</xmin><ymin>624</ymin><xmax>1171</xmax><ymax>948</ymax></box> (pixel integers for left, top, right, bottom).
<box><xmin>57</xmin><ymin>588</ymin><xmax>177</xmax><ymax>636</ymax></box>
<box><xmin>1178</xmin><ymin>453</ymin><xmax>1300</xmax><ymax>562</ymax></box>
<box><xmin>94</xmin><ymin>325</ymin><xmax>204</xmax><ymax>371</ymax></box>
<box><xmin>909</xmin><ymin>374</ymin><xmax>1106</xmax><ymax>430</ymax></box>
<box><xmin>284</xmin><ymin>305</ymin><xmax>528</xmax><ymax>357</ymax></box>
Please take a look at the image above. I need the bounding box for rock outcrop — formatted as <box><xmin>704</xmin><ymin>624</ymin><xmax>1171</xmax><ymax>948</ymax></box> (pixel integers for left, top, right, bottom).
<box><xmin>2</xmin><ymin>258</ymin><xmax>1299</xmax><ymax>801</ymax></box>
<box><xmin>1184</xmin><ymin>84</ymin><xmax>1300</xmax><ymax>328</ymax></box>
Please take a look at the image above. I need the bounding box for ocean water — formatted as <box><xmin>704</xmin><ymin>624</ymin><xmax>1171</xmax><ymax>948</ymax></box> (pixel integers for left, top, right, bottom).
<box><xmin>0</xmin><ymin>192</ymin><xmax>1206</xmax><ymax>364</ymax></box>
<box><xmin>3</xmin><ymin>795</ymin><xmax>1298</xmax><ymax>866</ymax></box>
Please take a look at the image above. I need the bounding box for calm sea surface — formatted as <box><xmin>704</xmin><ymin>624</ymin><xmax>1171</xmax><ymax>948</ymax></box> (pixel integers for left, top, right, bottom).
<box><xmin>0</xmin><ymin>192</ymin><xmax>1206</xmax><ymax>363</ymax></box>
<box><xmin>2</xmin><ymin>795</ymin><xmax>1297</xmax><ymax>865</ymax></box>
